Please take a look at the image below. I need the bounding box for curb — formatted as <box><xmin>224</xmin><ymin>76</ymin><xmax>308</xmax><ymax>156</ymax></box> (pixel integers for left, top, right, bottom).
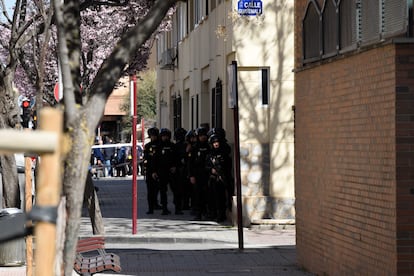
<box><xmin>79</xmin><ymin>235</ymin><xmax>236</xmax><ymax>245</ymax></box>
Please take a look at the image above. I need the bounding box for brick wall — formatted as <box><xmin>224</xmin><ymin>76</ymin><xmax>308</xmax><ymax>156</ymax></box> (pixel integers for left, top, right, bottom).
<box><xmin>294</xmin><ymin>1</ymin><xmax>414</xmax><ymax>273</ymax></box>
<box><xmin>395</xmin><ymin>43</ymin><xmax>414</xmax><ymax>275</ymax></box>
<box><xmin>295</xmin><ymin>45</ymin><xmax>399</xmax><ymax>275</ymax></box>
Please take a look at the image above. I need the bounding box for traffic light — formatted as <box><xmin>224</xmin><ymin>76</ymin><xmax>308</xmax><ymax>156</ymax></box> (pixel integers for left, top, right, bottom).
<box><xmin>21</xmin><ymin>99</ymin><xmax>31</xmax><ymax>128</ymax></box>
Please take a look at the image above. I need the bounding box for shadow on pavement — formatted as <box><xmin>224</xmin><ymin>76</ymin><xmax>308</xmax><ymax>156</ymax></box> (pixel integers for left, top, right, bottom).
<box><xmin>105</xmin><ymin>246</ymin><xmax>311</xmax><ymax>276</ymax></box>
<box><xmin>78</xmin><ymin>177</ymin><xmax>311</xmax><ymax>275</ymax></box>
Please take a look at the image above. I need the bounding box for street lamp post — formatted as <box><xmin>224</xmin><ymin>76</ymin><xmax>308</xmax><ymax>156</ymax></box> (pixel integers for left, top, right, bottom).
<box><xmin>228</xmin><ymin>60</ymin><xmax>244</xmax><ymax>250</ymax></box>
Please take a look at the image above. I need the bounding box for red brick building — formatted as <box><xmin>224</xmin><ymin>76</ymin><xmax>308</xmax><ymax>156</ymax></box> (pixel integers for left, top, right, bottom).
<box><xmin>100</xmin><ymin>79</ymin><xmax>128</xmax><ymax>142</ymax></box>
<box><xmin>295</xmin><ymin>0</ymin><xmax>414</xmax><ymax>274</ymax></box>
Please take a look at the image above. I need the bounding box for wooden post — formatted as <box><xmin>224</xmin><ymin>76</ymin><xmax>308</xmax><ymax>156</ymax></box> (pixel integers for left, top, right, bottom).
<box><xmin>25</xmin><ymin>156</ymin><xmax>33</xmax><ymax>276</ymax></box>
<box><xmin>34</xmin><ymin>108</ymin><xmax>62</xmax><ymax>276</ymax></box>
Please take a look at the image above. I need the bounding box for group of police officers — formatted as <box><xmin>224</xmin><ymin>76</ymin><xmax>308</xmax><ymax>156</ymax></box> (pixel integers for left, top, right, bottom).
<box><xmin>143</xmin><ymin>126</ymin><xmax>233</xmax><ymax>222</ymax></box>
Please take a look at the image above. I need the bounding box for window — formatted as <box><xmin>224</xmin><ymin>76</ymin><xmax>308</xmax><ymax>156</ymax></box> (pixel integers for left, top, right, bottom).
<box><xmin>173</xmin><ymin>95</ymin><xmax>182</xmax><ymax>130</ymax></box>
<box><xmin>194</xmin><ymin>0</ymin><xmax>207</xmax><ymax>26</ymax></box>
<box><xmin>211</xmin><ymin>79</ymin><xmax>223</xmax><ymax>128</ymax></box>
<box><xmin>359</xmin><ymin>0</ymin><xmax>380</xmax><ymax>44</ymax></box>
<box><xmin>196</xmin><ymin>94</ymin><xmax>199</xmax><ymax>128</ymax></box>
<box><xmin>191</xmin><ymin>95</ymin><xmax>199</xmax><ymax>129</ymax></box>
<box><xmin>177</xmin><ymin>2</ymin><xmax>188</xmax><ymax>41</ymax></box>
<box><xmin>157</xmin><ymin>35</ymin><xmax>166</xmax><ymax>64</ymax></box>
<box><xmin>303</xmin><ymin>0</ymin><xmax>321</xmax><ymax>62</ymax></box>
<box><xmin>302</xmin><ymin>0</ymin><xmax>408</xmax><ymax>65</ymax></box>
<box><xmin>322</xmin><ymin>0</ymin><xmax>338</xmax><ymax>57</ymax></box>
<box><xmin>206</xmin><ymin>0</ymin><xmax>209</xmax><ymax>16</ymax></box>
<box><xmin>211</xmin><ymin>87</ymin><xmax>216</xmax><ymax>127</ymax></box>
<box><xmin>339</xmin><ymin>0</ymin><xmax>357</xmax><ymax>52</ymax></box>
<box><xmin>195</xmin><ymin>0</ymin><xmax>202</xmax><ymax>24</ymax></box>
<box><xmin>172</xmin><ymin>13</ymin><xmax>178</xmax><ymax>47</ymax></box>
<box><xmin>382</xmin><ymin>0</ymin><xmax>408</xmax><ymax>38</ymax></box>
<box><xmin>188</xmin><ymin>0</ymin><xmax>194</xmax><ymax>32</ymax></box>
<box><xmin>191</xmin><ymin>96</ymin><xmax>194</xmax><ymax>129</ymax></box>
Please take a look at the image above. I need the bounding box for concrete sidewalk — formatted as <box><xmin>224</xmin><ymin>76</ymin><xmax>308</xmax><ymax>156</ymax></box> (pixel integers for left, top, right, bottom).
<box><xmin>0</xmin><ymin>176</ymin><xmax>311</xmax><ymax>275</ymax></box>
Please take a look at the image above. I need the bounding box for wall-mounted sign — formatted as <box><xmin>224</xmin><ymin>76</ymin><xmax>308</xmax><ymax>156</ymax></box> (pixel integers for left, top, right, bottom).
<box><xmin>238</xmin><ymin>0</ymin><xmax>263</xmax><ymax>16</ymax></box>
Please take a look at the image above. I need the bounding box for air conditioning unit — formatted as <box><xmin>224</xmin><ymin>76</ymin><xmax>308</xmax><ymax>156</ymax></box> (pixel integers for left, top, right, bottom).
<box><xmin>160</xmin><ymin>48</ymin><xmax>176</xmax><ymax>70</ymax></box>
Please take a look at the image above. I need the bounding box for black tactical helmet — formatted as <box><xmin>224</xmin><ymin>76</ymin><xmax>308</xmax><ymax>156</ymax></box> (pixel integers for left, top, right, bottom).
<box><xmin>196</xmin><ymin>127</ymin><xmax>208</xmax><ymax>137</ymax></box>
<box><xmin>147</xmin><ymin>127</ymin><xmax>159</xmax><ymax>137</ymax></box>
<box><xmin>160</xmin><ymin>128</ymin><xmax>172</xmax><ymax>138</ymax></box>
<box><xmin>185</xmin><ymin>129</ymin><xmax>197</xmax><ymax>142</ymax></box>
<box><xmin>207</xmin><ymin>127</ymin><xmax>227</xmax><ymax>141</ymax></box>
<box><xmin>174</xmin><ymin>127</ymin><xmax>187</xmax><ymax>141</ymax></box>
<box><xmin>208</xmin><ymin>134</ymin><xmax>221</xmax><ymax>144</ymax></box>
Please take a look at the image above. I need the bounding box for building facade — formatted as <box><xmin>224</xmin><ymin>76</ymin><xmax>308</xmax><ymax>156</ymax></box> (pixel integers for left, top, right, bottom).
<box><xmin>295</xmin><ymin>0</ymin><xmax>414</xmax><ymax>274</ymax></box>
<box><xmin>100</xmin><ymin>81</ymin><xmax>128</xmax><ymax>142</ymax></box>
<box><xmin>156</xmin><ymin>0</ymin><xmax>295</xmax><ymax>225</ymax></box>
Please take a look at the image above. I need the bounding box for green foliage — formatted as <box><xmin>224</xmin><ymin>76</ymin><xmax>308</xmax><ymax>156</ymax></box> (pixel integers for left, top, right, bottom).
<box><xmin>121</xmin><ymin>69</ymin><xmax>157</xmax><ymax>136</ymax></box>
<box><xmin>137</xmin><ymin>69</ymin><xmax>157</xmax><ymax>119</ymax></box>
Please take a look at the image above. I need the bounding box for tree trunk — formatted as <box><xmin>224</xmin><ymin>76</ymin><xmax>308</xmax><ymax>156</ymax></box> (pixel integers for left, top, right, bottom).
<box><xmin>54</xmin><ymin>1</ymin><xmax>181</xmax><ymax>274</ymax></box>
<box><xmin>62</xmin><ymin>125</ymin><xmax>94</xmax><ymax>276</ymax></box>
<box><xmin>0</xmin><ymin>72</ymin><xmax>23</xmax><ymax>208</ymax></box>
<box><xmin>0</xmin><ymin>155</ymin><xmax>19</xmax><ymax>208</ymax></box>
<box><xmin>84</xmin><ymin>171</ymin><xmax>104</xmax><ymax>235</ymax></box>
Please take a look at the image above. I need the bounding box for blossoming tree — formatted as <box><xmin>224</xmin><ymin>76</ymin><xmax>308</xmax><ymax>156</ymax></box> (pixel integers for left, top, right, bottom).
<box><xmin>0</xmin><ymin>0</ymin><xmax>181</xmax><ymax>274</ymax></box>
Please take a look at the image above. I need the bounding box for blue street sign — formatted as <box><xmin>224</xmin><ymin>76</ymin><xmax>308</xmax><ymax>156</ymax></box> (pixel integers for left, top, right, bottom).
<box><xmin>238</xmin><ymin>0</ymin><xmax>263</xmax><ymax>16</ymax></box>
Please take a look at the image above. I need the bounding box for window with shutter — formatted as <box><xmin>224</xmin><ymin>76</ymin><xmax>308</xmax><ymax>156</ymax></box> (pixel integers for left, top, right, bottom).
<box><xmin>382</xmin><ymin>0</ymin><xmax>408</xmax><ymax>38</ymax></box>
<box><xmin>322</xmin><ymin>0</ymin><xmax>339</xmax><ymax>57</ymax></box>
<box><xmin>339</xmin><ymin>0</ymin><xmax>357</xmax><ymax>52</ymax></box>
<box><xmin>303</xmin><ymin>0</ymin><xmax>322</xmax><ymax>62</ymax></box>
<box><xmin>301</xmin><ymin>0</ymin><xmax>408</xmax><ymax>66</ymax></box>
<box><xmin>360</xmin><ymin>0</ymin><xmax>381</xmax><ymax>45</ymax></box>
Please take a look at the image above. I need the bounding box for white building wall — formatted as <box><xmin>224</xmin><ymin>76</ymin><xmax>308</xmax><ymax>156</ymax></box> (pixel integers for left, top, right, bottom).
<box><xmin>156</xmin><ymin>0</ymin><xmax>294</xmax><ymax>225</ymax></box>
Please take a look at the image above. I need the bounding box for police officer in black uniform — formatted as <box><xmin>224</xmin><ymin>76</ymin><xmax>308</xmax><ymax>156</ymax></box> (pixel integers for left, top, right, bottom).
<box><xmin>152</xmin><ymin>128</ymin><xmax>178</xmax><ymax>215</ymax></box>
<box><xmin>208</xmin><ymin>127</ymin><xmax>233</xmax><ymax>211</ymax></box>
<box><xmin>188</xmin><ymin>127</ymin><xmax>210</xmax><ymax>220</ymax></box>
<box><xmin>206</xmin><ymin>134</ymin><xmax>232</xmax><ymax>222</ymax></box>
<box><xmin>183</xmin><ymin>129</ymin><xmax>198</xmax><ymax>210</ymax></box>
<box><xmin>174</xmin><ymin>127</ymin><xmax>187</xmax><ymax>214</ymax></box>
<box><xmin>143</xmin><ymin>127</ymin><xmax>160</xmax><ymax>214</ymax></box>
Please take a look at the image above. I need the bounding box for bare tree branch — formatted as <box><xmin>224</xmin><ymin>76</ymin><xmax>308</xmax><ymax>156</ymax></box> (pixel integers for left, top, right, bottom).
<box><xmin>37</xmin><ymin>0</ymin><xmax>54</xmax><ymax>105</ymax></box>
<box><xmin>53</xmin><ymin>0</ymin><xmax>77</xmax><ymax>123</ymax></box>
<box><xmin>18</xmin><ymin>0</ymin><xmax>27</xmax><ymax>32</ymax></box>
<box><xmin>80</xmin><ymin>0</ymin><xmax>130</xmax><ymax>10</ymax></box>
<box><xmin>0</xmin><ymin>0</ymin><xmax>12</xmax><ymax>24</ymax></box>
<box><xmin>11</xmin><ymin>0</ymin><xmax>22</xmax><ymax>38</ymax></box>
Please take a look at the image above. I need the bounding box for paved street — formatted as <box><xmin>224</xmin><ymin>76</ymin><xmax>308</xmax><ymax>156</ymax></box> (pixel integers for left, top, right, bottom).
<box><xmin>0</xmin><ymin>176</ymin><xmax>312</xmax><ymax>275</ymax></box>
